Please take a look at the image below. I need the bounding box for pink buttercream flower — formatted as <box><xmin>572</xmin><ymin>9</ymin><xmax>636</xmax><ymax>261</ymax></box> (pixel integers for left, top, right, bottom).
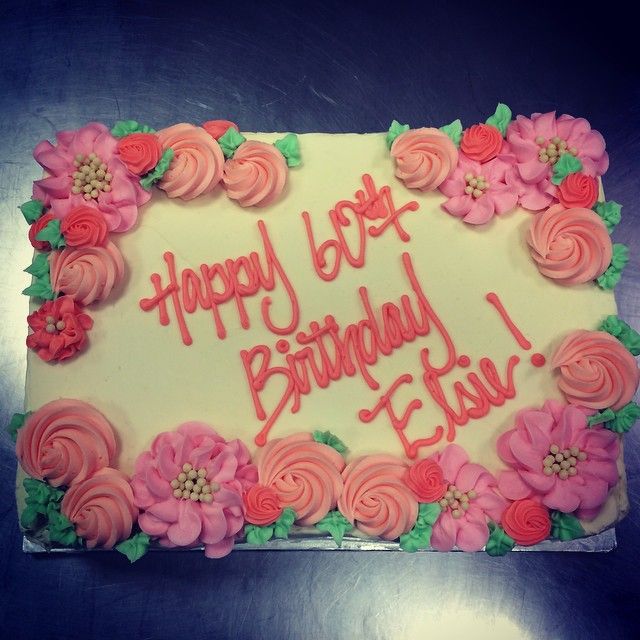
<box><xmin>506</xmin><ymin>112</ymin><xmax>609</xmax><ymax>211</ymax></box>
<box><xmin>438</xmin><ymin>154</ymin><xmax>518</xmax><ymax>225</ymax></box>
<box><xmin>131</xmin><ymin>422</ymin><xmax>257</xmax><ymax>559</ymax></box>
<box><xmin>428</xmin><ymin>444</ymin><xmax>507</xmax><ymax>551</ymax></box>
<box><xmin>32</xmin><ymin>122</ymin><xmax>151</xmax><ymax>232</ymax></box>
<box><xmin>497</xmin><ymin>400</ymin><xmax>619</xmax><ymax>520</ymax></box>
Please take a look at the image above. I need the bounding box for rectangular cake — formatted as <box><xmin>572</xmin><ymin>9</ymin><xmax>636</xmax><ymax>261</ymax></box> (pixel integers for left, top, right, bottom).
<box><xmin>12</xmin><ymin>106</ymin><xmax>639</xmax><ymax>559</ymax></box>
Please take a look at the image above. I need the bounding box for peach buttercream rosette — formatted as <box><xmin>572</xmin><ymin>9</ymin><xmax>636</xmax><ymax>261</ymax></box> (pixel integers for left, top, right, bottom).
<box><xmin>256</xmin><ymin>433</ymin><xmax>345</xmax><ymax>526</ymax></box>
<box><xmin>16</xmin><ymin>399</ymin><xmax>117</xmax><ymax>487</ymax></box>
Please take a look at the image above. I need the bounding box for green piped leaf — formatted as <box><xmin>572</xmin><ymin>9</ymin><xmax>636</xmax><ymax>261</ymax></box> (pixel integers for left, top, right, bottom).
<box><xmin>550</xmin><ymin>511</ymin><xmax>584</xmax><ymax>541</ymax></box>
<box><xmin>273</xmin><ymin>507</ymin><xmax>296</xmax><ymax>539</ymax></box>
<box><xmin>47</xmin><ymin>510</ymin><xmax>78</xmax><ymax>547</ymax></box>
<box><xmin>312</xmin><ymin>430</ymin><xmax>347</xmax><ymax>455</ymax></box>
<box><xmin>599</xmin><ymin>315</ymin><xmax>640</xmax><ymax>356</ymax></box>
<box><xmin>593</xmin><ymin>200</ymin><xmax>622</xmax><ymax>234</ymax></box>
<box><xmin>551</xmin><ymin>154</ymin><xmax>582</xmax><ymax>185</ymax></box>
<box><xmin>20</xmin><ymin>199</ymin><xmax>45</xmax><ymax>224</ymax></box>
<box><xmin>24</xmin><ymin>253</ymin><xmax>50</xmax><ymax>278</ymax></box>
<box><xmin>111</xmin><ymin>120</ymin><xmax>156</xmax><ymax>137</ymax></box>
<box><xmin>315</xmin><ymin>510</ymin><xmax>353</xmax><ymax>547</ymax></box>
<box><xmin>21</xmin><ymin>477</ymin><xmax>64</xmax><ymax>532</ymax></box>
<box><xmin>139</xmin><ymin>148</ymin><xmax>174</xmax><ymax>190</ymax></box>
<box><xmin>274</xmin><ymin>133</ymin><xmax>301</xmax><ymax>167</ymax></box>
<box><xmin>485</xmin><ymin>103</ymin><xmax>512</xmax><ymax>137</ymax></box>
<box><xmin>35</xmin><ymin>218</ymin><xmax>65</xmax><ymax>250</ymax></box>
<box><xmin>399</xmin><ymin>503</ymin><xmax>441</xmax><ymax>553</ymax></box>
<box><xmin>597</xmin><ymin>244</ymin><xmax>629</xmax><ymax>290</ymax></box>
<box><xmin>218</xmin><ymin>127</ymin><xmax>247</xmax><ymax>159</ymax></box>
<box><xmin>485</xmin><ymin>522</ymin><xmax>515</xmax><ymax>556</ymax></box>
<box><xmin>439</xmin><ymin>119</ymin><xmax>463</xmax><ymax>147</ymax></box>
<box><xmin>386</xmin><ymin>120</ymin><xmax>410</xmax><ymax>150</ymax></box>
<box><xmin>245</xmin><ymin>523</ymin><xmax>274</xmax><ymax>545</ymax></box>
<box><xmin>588</xmin><ymin>408</ymin><xmax>616</xmax><ymax>427</ymax></box>
<box><xmin>116</xmin><ymin>532</ymin><xmax>151</xmax><ymax>563</ymax></box>
<box><xmin>7</xmin><ymin>412</ymin><xmax>30</xmax><ymax>442</ymax></box>
<box><xmin>604</xmin><ymin>402</ymin><xmax>640</xmax><ymax>434</ymax></box>
<box><xmin>22</xmin><ymin>271</ymin><xmax>54</xmax><ymax>300</ymax></box>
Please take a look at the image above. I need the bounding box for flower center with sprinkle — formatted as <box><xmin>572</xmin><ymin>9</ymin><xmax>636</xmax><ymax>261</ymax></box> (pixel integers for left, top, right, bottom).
<box><xmin>170</xmin><ymin>462</ymin><xmax>217</xmax><ymax>503</ymax></box>
<box><xmin>70</xmin><ymin>153</ymin><xmax>113</xmax><ymax>201</ymax></box>
<box><xmin>542</xmin><ymin>444</ymin><xmax>587</xmax><ymax>480</ymax></box>
<box><xmin>44</xmin><ymin>315</ymin><xmax>65</xmax><ymax>334</ymax></box>
<box><xmin>463</xmin><ymin>173</ymin><xmax>489</xmax><ymax>199</ymax></box>
<box><xmin>535</xmin><ymin>136</ymin><xmax>578</xmax><ymax>165</ymax></box>
<box><xmin>438</xmin><ymin>484</ymin><xmax>476</xmax><ymax>519</ymax></box>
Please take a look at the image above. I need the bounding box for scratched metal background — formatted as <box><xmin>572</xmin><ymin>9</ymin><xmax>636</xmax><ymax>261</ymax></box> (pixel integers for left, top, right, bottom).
<box><xmin>0</xmin><ymin>1</ymin><xmax>639</xmax><ymax>639</ymax></box>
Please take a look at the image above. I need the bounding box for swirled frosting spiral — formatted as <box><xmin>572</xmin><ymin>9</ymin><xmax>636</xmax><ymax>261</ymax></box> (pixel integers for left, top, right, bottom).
<box><xmin>223</xmin><ymin>141</ymin><xmax>288</xmax><ymax>207</ymax></box>
<box><xmin>527</xmin><ymin>204</ymin><xmax>612</xmax><ymax>285</ymax></box>
<box><xmin>552</xmin><ymin>330</ymin><xmax>640</xmax><ymax>411</ymax></box>
<box><xmin>338</xmin><ymin>454</ymin><xmax>418</xmax><ymax>540</ymax></box>
<box><xmin>256</xmin><ymin>433</ymin><xmax>345</xmax><ymax>526</ymax></box>
<box><xmin>243</xmin><ymin>484</ymin><xmax>283</xmax><ymax>526</ymax></box>
<box><xmin>156</xmin><ymin>123</ymin><xmax>224</xmax><ymax>200</ymax></box>
<box><xmin>61</xmin><ymin>467</ymin><xmax>137</xmax><ymax>549</ymax></box>
<box><xmin>390</xmin><ymin>128</ymin><xmax>458</xmax><ymax>191</ymax></box>
<box><xmin>501</xmin><ymin>499</ymin><xmax>551</xmax><ymax>546</ymax></box>
<box><xmin>16</xmin><ymin>399</ymin><xmax>117</xmax><ymax>487</ymax></box>
<box><xmin>49</xmin><ymin>241</ymin><xmax>125</xmax><ymax>306</ymax></box>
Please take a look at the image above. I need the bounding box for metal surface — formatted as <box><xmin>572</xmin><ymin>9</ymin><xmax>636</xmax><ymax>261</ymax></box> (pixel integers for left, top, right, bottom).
<box><xmin>0</xmin><ymin>1</ymin><xmax>638</xmax><ymax>639</ymax></box>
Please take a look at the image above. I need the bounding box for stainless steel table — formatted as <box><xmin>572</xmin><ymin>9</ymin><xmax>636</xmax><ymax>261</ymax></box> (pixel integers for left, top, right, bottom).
<box><xmin>1</xmin><ymin>2</ymin><xmax>638</xmax><ymax>638</ymax></box>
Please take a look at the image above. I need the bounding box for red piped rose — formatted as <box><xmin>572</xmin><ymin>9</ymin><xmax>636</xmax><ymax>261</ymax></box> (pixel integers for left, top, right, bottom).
<box><xmin>116</xmin><ymin>132</ymin><xmax>162</xmax><ymax>175</ymax></box>
<box><xmin>404</xmin><ymin>459</ymin><xmax>446</xmax><ymax>503</ymax></box>
<box><xmin>60</xmin><ymin>206</ymin><xmax>108</xmax><ymax>247</ymax></box>
<box><xmin>460</xmin><ymin>123</ymin><xmax>503</xmax><ymax>163</ymax></box>
<box><xmin>202</xmin><ymin>119</ymin><xmax>239</xmax><ymax>140</ymax></box>
<box><xmin>557</xmin><ymin>172</ymin><xmax>598</xmax><ymax>209</ymax></box>
<box><xmin>26</xmin><ymin>295</ymin><xmax>93</xmax><ymax>363</ymax></box>
<box><xmin>502</xmin><ymin>499</ymin><xmax>551</xmax><ymax>546</ymax></box>
<box><xmin>243</xmin><ymin>484</ymin><xmax>283</xmax><ymax>526</ymax></box>
<box><xmin>28</xmin><ymin>212</ymin><xmax>56</xmax><ymax>250</ymax></box>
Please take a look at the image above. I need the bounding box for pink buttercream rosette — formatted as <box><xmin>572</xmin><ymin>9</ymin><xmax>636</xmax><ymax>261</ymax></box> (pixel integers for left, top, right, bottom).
<box><xmin>506</xmin><ymin>112</ymin><xmax>609</xmax><ymax>211</ymax></box>
<box><xmin>32</xmin><ymin>123</ymin><xmax>151</xmax><ymax>232</ymax></box>
<box><xmin>497</xmin><ymin>400</ymin><xmax>619</xmax><ymax>520</ymax></box>
<box><xmin>438</xmin><ymin>154</ymin><xmax>519</xmax><ymax>224</ymax></box>
<box><xmin>428</xmin><ymin>444</ymin><xmax>507</xmax><ymax>551</ymax></box>
<box><xmin>131</xmin><ymin>422</ymin><xmax>257</xmax><ymax>558</ymax></box>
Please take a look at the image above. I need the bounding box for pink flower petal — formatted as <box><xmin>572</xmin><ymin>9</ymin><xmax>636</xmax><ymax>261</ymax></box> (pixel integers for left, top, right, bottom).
<box><xmin>455</xmin><ymin>463</ymin><xmax>490</xmax><ymax>493</ymax></box>
<box><xmin>518</xmin><ymin>158</ymin><xmax>550</xmax><ymax>184</ymax></box>
<box><xmin>520</xmin><ymin>469</ymin><xmax>556</xmax><ymax>493</ymax></box>
<box><xmin>199</xmin><ymin>502</ymin><xmax>227</xmax><ymax>544</ymax></box>
<box><xmin>146</xmin><ymin>498</ymin><xmax>179</xmax><ymax>523</ymax></box>
<box><xmin>488</xmin><ymin>188</ymin><xmax>517</xmax><ymax>215</ymax></box>
<box><xmin>442</xmin><ymin>194</ymin><xmax>473</xmax><ymax>218</ymax></box>
<box><xmin>138</xmin><ymin>511</ymin><xmax>170</xmax><ymax>537</ymax></box>
<box><xmin>497</xmin><ymin>470</ymin><xmax>532</xmax><ymax>500</ymax></box>
<box><xmin>166</xmin><ymin>500</ymin><xmax>202</xmax><ymax>546</ymax></box>
<box><xmin>204</xmin><ymin>536</ymin><xmax>235</xmax><ymax>558</ymax></box>
<box><xmin>473</xmin><ymin>490</ymin><xmax>507</xmax><ymax>522</ymax></box>
<box><xmin>532</xmin><ymin>112</ymin><xmax>557</xmax><ymax>139</ymax></box>
<box><xmin>435</xmin><ymin>444</ymin><xmax>469</xmax><ymax>483</ymax></box>
<box><xmin>542</xmin><ymin>481</ymin><xmax>581</xmax><ymax>513</ymax></box>
<box><xmin>455</xmin><ymin>514</ymin><xmax>490</xmax><ymax>551</ymax></box>
<box><xmin>463</xmin><ymin>196</ymin><xmax>494</xmax><ymax>225</ymax></box>
<box><xmin>430</xmin><ymin>512</ymin><xmax>457</xmax><ymax>551</ymax></box>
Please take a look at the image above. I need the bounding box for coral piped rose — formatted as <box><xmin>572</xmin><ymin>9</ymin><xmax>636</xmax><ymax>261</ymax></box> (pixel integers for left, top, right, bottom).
<box><xmin>257</xmin><ymin>433</ymin><xmax>345</xmax><ymax>526</ymax></box>
<box><xmin>156</xmin><ymin>123</ymin><xmax>224</xmax><ymax>200</ymax></box>
<box><xmin>551</xmin><ymin>331</ymin><xmax>639</xmax><ymax>411</ymax></box>
<box><xmin>16</xmin><ymin>399</ymin><xmax>117</xmax><ymax>487</ymax></box>
<box><xmin>391</xmin><ymin>128</ymin><xmax>458</xmax><ymax>191</ymax></box>
<box><xmin>202</xmin><ymin>120</ymin><xmax>239</xmax><ymax>140</ymax></box>
<box><xmin>460</xmin><ymin>124</ymin><xmax>503</xmax><ymax>163</ymax></box>
<box><xmin>49</xmin><ymin>242</ymin><xmax>125</xmax><ymax>306</ymax></box>
<box><xmin>116</xmin><ymin>133</ymin><xmax>162</xmax><ymax>175</ymax></box>
<box><xmin>28</xmin><ymin>213</ymin><xmax>56</xmax><ymax>251</ymax></box>
<box><xmin>131</xmin><ymin>422</ymin><xmax>257</xmax><ymax>559</ymax></box>
<box><xmin>428</xmin><ymin>445</ymin><xmax>506</xmax><ymax>551</ymax></box>
<box><xmin>26</xmin><ymin>295</ymin><xmax>93</xmax><ymax>363</ymax></box>
<box><xmin>557</xmin><ymin>173</ymin><xmax>598</xmax><ymax>209</ymax></box>
<box><xmin>527</xmin><ymin>204</ymin><xmax>612</xmax><ymax>285</ymax></box>
<box><xmin>439</xmin><ymin>154</ymin><xmax>519</xmax><ymax>224</ymax></box>
<box><xmin>32</xmin><ymin>122</ymin><xmax>151</xmax><ymax>232</ymax></box>
<box><xmin>60</xmin><ymin>206</ymin><xmax>108</xmax><ymax>247</ymax></box>
<box><xmin>502</xmin><ymin>499</ymin><xmax>551</xmax><ymax>546</ymax></box>
<box><xmin>338</xmin><ymin>454</ymin><xmax>417</xmax><ymax>540</ymax></box>
<box><xmin>497</xmin><ymin>401</ymin><xmax>620</xmax><ymax>520</ymax></box>
<box><xmin>404</xmin><ymin>459</ymin><xmax>446</xmax><ymax>503</ymax></box>
<box><xmin>243</xmin><ymin>484</ymin><xmax>283</xmax><ymax>526</ymax></box>
<box><xmin>223</xmin><ymin>141</ymin><xmax>288</xmax><ymax>207</ymax></box>
<box><xmin>61</xmin><ymin>468</ymin><xmax>137</xmax><ymax>549</ymax></box>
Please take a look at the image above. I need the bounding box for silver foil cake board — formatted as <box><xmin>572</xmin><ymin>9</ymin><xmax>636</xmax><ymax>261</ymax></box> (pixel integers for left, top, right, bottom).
<box><xmin>23</xmin><ymin>528</ymin><xmax>616</xmax><ymax>554</ymax></box>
